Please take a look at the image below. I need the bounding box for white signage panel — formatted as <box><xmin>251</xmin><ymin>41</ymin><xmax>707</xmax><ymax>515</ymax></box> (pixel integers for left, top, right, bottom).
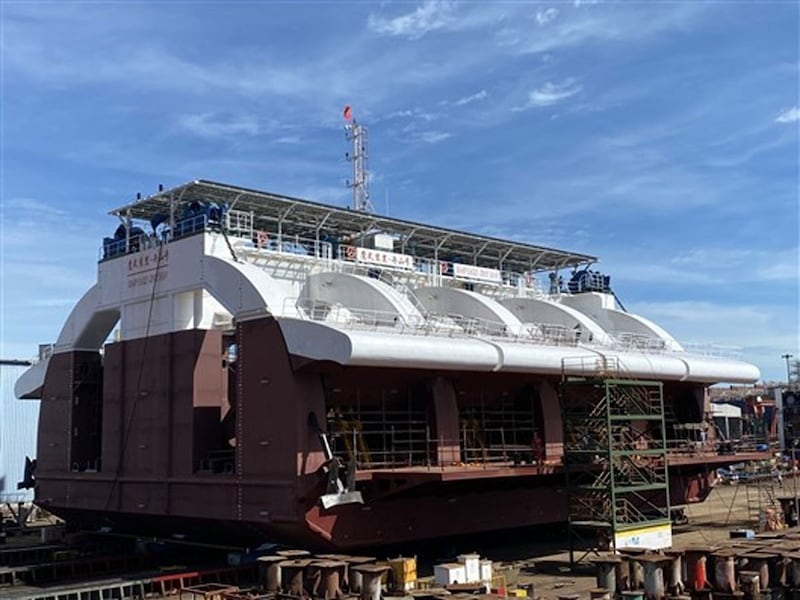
<box><xmin>356</xmin><ymin>247</ymin><xmax>414</xmax><ymax>270</ymax></box>
<box><xmin>614</xmin><ymin>523</ymin><xmax>673</xmax><ymax>551</ymax></box>
<box><xmin>452</xmin><ymin>263</ymin><xmax>502</xmax><ymax>283</ymax></box>
<box><xmin>100</xmin><ymin>234</ymin><xmax>206</xmax><ymax>306</ymax></box>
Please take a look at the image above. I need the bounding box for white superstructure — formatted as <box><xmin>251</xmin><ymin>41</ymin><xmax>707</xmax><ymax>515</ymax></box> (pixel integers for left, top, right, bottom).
<box><xmin>16</xmin><ymin>180</ymin><xmax>759</xmax><ymax>398</ymax></box>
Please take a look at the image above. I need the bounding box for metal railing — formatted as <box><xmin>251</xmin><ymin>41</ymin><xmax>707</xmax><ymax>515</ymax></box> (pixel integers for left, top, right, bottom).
<box><xmin>225</xmin><ymin>208</ymin><xmax>253</xmax><ymax>239</ymax></box>
<box><xmin>173</xmin><ymin>213</ymin><xmax>210</xmax><ymax>240</ymax></box>
<box><xmin>328</xmin><ymin>429</ymin><xmax>543</xmax><ymax>471</ymax></box>
<box><xmin>288</xmin><ymin>297</ymin><xmax>580</xmax><ymax>348</ymax></box>
<box><xmin>377</xmin><ymin>270</ymin><xmax>430</xmax><ymax>317</ymax></box>
<box><xmin>96</xmin><ymin>221</ymin><xmax>743</xmax><ymax>364</ymax></box>
<box><xmin>329</xmin><ymin>402</ymin><xmax>762</xmax><ymax>473</ymax></box>
<box><xmin>609</xmin><ymin>332</ymin><xmax>742</xmax><ymax>359</ymax></box>
<box><xmin>236</xmin><ymin>234</ymin><xmax>333</xmax><ymax>262</ymax></box>
<box><xmin>334</xmin><ymin>244</ymin><xmax>542</xmax><ymax>297</ymax></box>
<box><xmin>612</xmin><ymin>332</ymin><xmax>669</xmax><ymax>353</ymax></box>
<box><xmin>99</xmin><ymin>229</ymin><xmax>170</xmax><ymax>261</ymax></box>
<box><xmin>679</xmin><ymin>341</ymin><xmax>742</xmax><ymax>359</ymax></box>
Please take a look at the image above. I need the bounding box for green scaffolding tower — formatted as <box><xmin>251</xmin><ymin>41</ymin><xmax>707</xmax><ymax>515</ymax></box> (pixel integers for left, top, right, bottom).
<box><xmin>561</xmin><ymin>367</ymin><xmax>670</xmax><ymax>566</ymax></box>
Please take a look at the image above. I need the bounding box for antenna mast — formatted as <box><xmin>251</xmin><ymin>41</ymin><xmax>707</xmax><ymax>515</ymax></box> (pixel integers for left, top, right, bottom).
<box><xmin>344</xmin><ymin>105</ymin><xmax>373</xmax><ymax>212</ymax></box>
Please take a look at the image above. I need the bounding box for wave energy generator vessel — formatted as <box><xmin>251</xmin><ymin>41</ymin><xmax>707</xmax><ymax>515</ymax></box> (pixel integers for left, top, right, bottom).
<box><xmin>15</xmin><ymin>180</ymin><xmax>764</xmax><ymax>549</ymax></box>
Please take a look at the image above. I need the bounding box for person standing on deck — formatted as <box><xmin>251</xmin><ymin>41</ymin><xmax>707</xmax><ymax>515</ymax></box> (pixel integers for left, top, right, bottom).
<box><xmin>532</xmin><ymin>431</ymin><xmax>545</xmax><ymax>472</ymax></box>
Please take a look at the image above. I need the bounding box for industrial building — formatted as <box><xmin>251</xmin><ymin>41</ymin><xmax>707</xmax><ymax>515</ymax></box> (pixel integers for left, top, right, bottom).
<box><xmin>1</xmin><ymin>359</ymin><xmax>40</xmax><ymax>504</ymax></box>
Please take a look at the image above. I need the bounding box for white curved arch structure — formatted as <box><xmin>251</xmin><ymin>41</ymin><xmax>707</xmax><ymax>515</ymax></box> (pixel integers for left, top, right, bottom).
<box><xmin>16</xmin><ymin>235</ymin><xmax>297</xmax><ymax>398</ymax></box>
<box><xmin>16</xmin><ymin>231</ymin><xmax>761</xmax><ymax>400</ymax></box>
<box><xmin>14</xmin><ymin>359</ymin><xmax>50</xmax><ymax>399</ymax></box>
<box><xmin>500</xmin><ymin>297</ymin><xmax>613</xmax><ymax>345</ymax></box>
<box><xmin>203</xmin><ymin>255</ymin><xmax>296</xmax><ymax>321</ymax></box>
<box><xmin>279</xmin><ymin>318</ymin><xmax>501</xmax><ymax>371</ymax></box>
<box><xmin>561</xmin><ymin>292</ymin><xmax>683</xmax><ymax>351</ymax></box>
<box><xmin>277</xmin><ymin>317</ymin><xmax>759</xmax><ymax>383</ymax></box>
<box><xmin>413</xmin><ymin>286</ymin><xmax>522</xmax><ymax>334</ymax></box>
<box><xmin>55</xmin><ymin>285</ymin><xmax>119</xmax><ymax>352</ymax></box>
<box><xmin>299</xmin><ymin>272</ymin><xmax>423</xmax><ymax>326</ymax></box>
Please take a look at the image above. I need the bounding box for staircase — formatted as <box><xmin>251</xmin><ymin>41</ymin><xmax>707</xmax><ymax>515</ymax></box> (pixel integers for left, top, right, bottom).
<box><xmin>377</xmin><ymin>270</ymin><xmax>429</xmax><ymax>320</ymax></box>
<box><xmin>561</xmin><ymin>358</ymin><xmax>670</xmax><ymax>563</ymax></box>
<box><xmin>744</xmin><ymin>461</ymin><xmax>783</xmax><ymax>530</ymax></box>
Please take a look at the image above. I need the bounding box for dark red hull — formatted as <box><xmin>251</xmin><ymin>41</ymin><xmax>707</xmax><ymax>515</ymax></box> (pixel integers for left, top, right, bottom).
<box><xmin>32</xmin><ymin>317</ymin><xmax>757</xmax><ymax>550</ymax></box>
<box><xmin>39</xmin><ymin>468</ymin><xmax>719</xmax><ymax>550</ymax></box>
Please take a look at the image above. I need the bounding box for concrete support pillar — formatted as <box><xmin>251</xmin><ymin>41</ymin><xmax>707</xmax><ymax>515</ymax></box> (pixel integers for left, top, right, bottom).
<box><xmin>280</xmin><ymin>559</ymin><xmax>313</xmax><ymax>597</ymax></box>
<box><xmin>620</xmin><ymin>548</ymin><xmax>648</xmax><ymax>589</ymax></box>
<box><xmin>591</xmin><ymin>555</ymin><xmax>621</xmax><ymax>596</ymax></box>
<box><xmin>786</xmin><ymin>553</ymin><xmax>800</xmax><ymax>588</ymax></box>
<box><xmin>344</xmin><ymin>556</ymin><xmax>376</xmax><ymax>593</ymax></box>
<box><xmin>314</xmin><ymin>560</ymin><xmax>346</xmax><ymax>600</ymax></box>
<box><xmin>664</xmin><ymin>549</ymin><xmax>685</xmax><ymax>596</ymax></box>
<box><xmin>762</xmin><ymin>552</ymin><xmax>786</xmax><ymax>593</ymax></box>
<box><xmin>641</xmin><ymin>555</ymin><xmax>668</xmax><ymax>600</ymax></box>
<box><xmin>353</xmin><ymin>565</ymin><xmax>390</xmax><ymax>600</ymax></box>
<box><xmin>740</xmin><ymin>571</ymin><xmax>762</xmax><ymax>600</ymax></box>
<box><xmin>257</xmin><ymin>555</ymin><xmax>283</xmax><ymax>593</ymax></box>
<box><xmin>712</xmin><ymin>550</ymin><xmax>738</xmax><ymax>593</ymax></box>
<box><xmin>744</xmin><ymin>554</ymin><xmax>771</xmax><ymax>591</ymax></box>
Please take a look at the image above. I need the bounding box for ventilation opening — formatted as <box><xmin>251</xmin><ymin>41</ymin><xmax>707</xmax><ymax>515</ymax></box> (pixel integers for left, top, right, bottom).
<box><xmin>70</xmin><ymin>353</ymin><xmax>104</xmax><ymax>472</ymax></box>
<box><xmin>194</xmin><ymin>335</ymin><xmax>237</xmax><ymax>474</ymax></box>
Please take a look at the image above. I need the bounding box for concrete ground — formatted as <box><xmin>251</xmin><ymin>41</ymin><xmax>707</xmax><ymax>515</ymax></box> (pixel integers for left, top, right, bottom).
<box><xmin>4</xmin><ymin>480</ymin><xmax>798</xmax><ymax>599</ymax></box>
<box><xmin>486</xmin><ymin>479</ymin><xmax>800</xmax><ymax>599</ymax></box>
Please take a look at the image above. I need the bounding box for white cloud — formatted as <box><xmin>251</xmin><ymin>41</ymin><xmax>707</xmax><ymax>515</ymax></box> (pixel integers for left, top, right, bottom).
<box><xmin>29</xmin><ymin>298</ymin><xmax>79</xmax><ymax>308</ymax></box>
<box><xmin>367</xmin><ymin>0</ymin><xmax>456</xmax><ymax>39</ymax></box>
<box><xmin>636</xmin><ymin>301</ymin><xmax>770</xmax><ymax>328</ymax></box>
<box><xmin>454</xmin><ymin>90</ymin><xmax>488</xmax><ymax>106</ymax></box>
<box><xmin>611</xmin><ymin>248</ymin><xmax>799</xmax><ymax>286</ymax></box>
<box><xmin>776</xmin><ymin>107</ymin><xmax>800</xmax><ymax>123</ymax></box>
<box><xmin>382</xmin><ymin>108</ymin><xmax>437</xmax><ymax>122</ymax></box>
<box><xmin>702</xmin><ymin>135</ymin><xmax>792</xmax><ymax>168</ymax></box>
<box><xmin>291</xmin><ymin>184</ymin><xmax>350</xmax><ymax>206</ymax></box>
<box><xmin>667</xmin><ymin>247</ymin><xmax>799</xmax><ymax>283</ymax></box>
<box><xmin>1</xmin><ymin>195</ymin><xmax>106</xmax><ymax>358</ymax></box>
<box><xmin>4</xmin><ymin>1</ymin><xmax>712</xmax><ymax>132</ymax></box>
<box><xmin>274</xmin><ymin>135</ymin><xmax>302</xmax><ymax>144</ymax></box>
<box><xmin>4</xmin><ymin>197</ymin><xmax>67</xmax><ymax>217</ymax></box>
<box><xmin>536</xmin><ymin>8</ymin><xmax>559</xmax><ymax>25</ymax></box>
<box><xmin>629</xmin><ymin>300</ymin><xmax>798</xmax><ymax>381</ymax></box>
<box><xmin>384</xmin><ymin>109</ymin><xmax>415</xmax><ymax>119</ymax></box>
<box><xmin>504</xmin><ymin>3</ymin><xmax>708</xmax><ymax>57</ymax></box>
<box><xmin>177</xmin><ymin>113</ymin><xmax>264</xmax><ymax>138</ymax></box>
<box><xmin>419</xmin><ymin>131</ymin><xmax>452</xmax><ymax>143</ymax></box>
<box><xmin>515</xmin><ymin>79</ymin><xmax>582</xmax><ymax>110</ymax></box>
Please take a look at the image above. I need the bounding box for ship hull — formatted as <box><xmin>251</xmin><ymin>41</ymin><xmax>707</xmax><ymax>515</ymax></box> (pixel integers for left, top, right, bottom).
<box><xmin>16</xmin><ymin>181</ymin><xmax>767</xmax><ymax>552</ymax></box>
<box><xmin>37</xmin><ymin>465</ymin><xmax>723</xmax><ymax>550</ymax></box>
<box><xmin>30</xmin><ymin>318</ymin><xmax>759</xmax><ymax>550</ymax></box>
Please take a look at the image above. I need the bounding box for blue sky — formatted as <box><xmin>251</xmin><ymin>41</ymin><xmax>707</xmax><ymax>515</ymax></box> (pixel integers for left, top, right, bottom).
<box><xmin>1</xmin><ymin>0</ymin><xmax>798</xmax><ymax>381</ymax></box>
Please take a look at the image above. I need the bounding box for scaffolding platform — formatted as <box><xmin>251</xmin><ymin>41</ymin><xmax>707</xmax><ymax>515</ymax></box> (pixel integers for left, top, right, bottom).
<box><xmin>561</xmin><ymin>369</ymin><xmax>671</xmax><ymax>565</ymax></box>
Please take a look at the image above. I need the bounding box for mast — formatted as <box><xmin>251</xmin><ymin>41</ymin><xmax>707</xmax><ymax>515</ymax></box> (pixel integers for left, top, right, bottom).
<box><xmin>344</xmin><ymin>105</ymin><xmax>373</xmax><ymax>212</ymax></box>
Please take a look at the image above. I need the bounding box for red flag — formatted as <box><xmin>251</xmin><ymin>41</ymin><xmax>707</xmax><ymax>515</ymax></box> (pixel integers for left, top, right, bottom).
<box><xmin>343</xmin><ymin>105</ymin><xmax>353</xmax><ymax>121</ymax></box>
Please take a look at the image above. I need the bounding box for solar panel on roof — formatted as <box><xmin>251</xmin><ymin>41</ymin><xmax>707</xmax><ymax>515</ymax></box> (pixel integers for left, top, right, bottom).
<box><xmin>109</xmin><ymin>179</ymin><xmax>595</xmax><ymax>273</ymax></box>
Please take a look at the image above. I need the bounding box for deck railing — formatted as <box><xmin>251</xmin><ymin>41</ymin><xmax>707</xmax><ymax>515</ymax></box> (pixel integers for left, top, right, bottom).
<box><xmin>288</xmin><ymin>297</ymin><xmax>579</xmax><ymax>347</ymax></box>
<box><xmin>235</xmin><ymin>233</ymin><xmax>333</xmax><ymax>262</ymax></box>
<box><xmin>679</xmin><ymin>341</ymin><xmax>742</xmax><ymax>359</ymax></box>
<box><xmin>96</xmin><ymin>221</ymin><xmax>740</xmax><ymax>362</ymax></box>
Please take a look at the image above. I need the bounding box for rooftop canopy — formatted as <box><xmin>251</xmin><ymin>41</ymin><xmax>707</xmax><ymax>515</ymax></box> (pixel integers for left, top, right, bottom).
<box><xmin>111</xmin><ymin>180</ymin><xmax>596</xmax><ymax>273</ymax></box>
